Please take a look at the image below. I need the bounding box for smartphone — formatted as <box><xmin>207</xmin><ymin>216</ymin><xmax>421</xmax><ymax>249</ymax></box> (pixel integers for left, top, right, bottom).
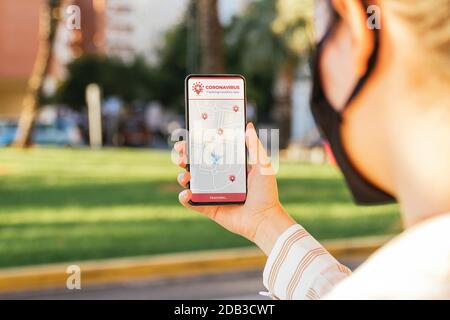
<box><xmin>185</xmin><ymin>74</ymin><xmax>247</xmax><ymax>205</ymax></box>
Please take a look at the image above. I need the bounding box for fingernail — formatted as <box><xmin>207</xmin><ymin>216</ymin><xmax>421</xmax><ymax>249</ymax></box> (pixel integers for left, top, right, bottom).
<box><xmin>179</xmin><ymin>190</ymin><xmax>187</xmax><ymax>201</ymax></box>
<box><xmin>247</xmin><ymin>122</ymin><xmax>254</xmax><ymax>130</ymax></box>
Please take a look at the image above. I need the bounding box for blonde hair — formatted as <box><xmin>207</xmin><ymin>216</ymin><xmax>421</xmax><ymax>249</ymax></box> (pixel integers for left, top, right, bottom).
<box><xmin>385</xmin><ymin>0</ymin><xmax>450</xmax><ymax>79</ymax></box>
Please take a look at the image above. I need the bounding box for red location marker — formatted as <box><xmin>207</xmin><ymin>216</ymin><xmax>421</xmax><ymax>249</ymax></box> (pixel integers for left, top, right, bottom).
<box><xmin>233</xmin><ymin>105</ymin><xmax>239</xmax><ymax>112</ymax></box>
<box><xmin>229</xmin><ymin>175</ymin><xmax>236</xmax><ymax>182</ymax></box>
<box><xmin>201</xmin><ymin>112</ymin><xmax>208</xmax><ymax>120</ymax></box>
<box><xmin>217</xmin><ymin>128</ymin><xmax>223</xmax><ymax>135</ymax></box>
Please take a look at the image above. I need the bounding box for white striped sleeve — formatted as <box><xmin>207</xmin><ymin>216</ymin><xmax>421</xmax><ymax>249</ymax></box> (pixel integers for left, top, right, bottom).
<box><xmin>262</xmin><ymin>224</ymin><xmax>352</xmax><ymax>300</ymax></box>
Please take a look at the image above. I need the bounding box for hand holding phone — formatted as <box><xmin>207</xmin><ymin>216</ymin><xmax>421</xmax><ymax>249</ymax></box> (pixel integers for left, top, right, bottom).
<box><xmin>175</xmin><ymin>122</ymin><xmax>296</xmax><ymax>255</ymax></box>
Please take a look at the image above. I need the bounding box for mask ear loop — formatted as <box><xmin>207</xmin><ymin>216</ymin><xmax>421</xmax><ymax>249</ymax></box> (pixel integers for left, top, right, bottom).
<box><xmin>312</xmin><ymin>1</ymin><xmax>379</xmax><ymax>119</ymax></box>
<box><xmin>315</xmin><ymin>1</ymin><xmax>380</xmax><ymax>112</ymax></box>
<box><xmin>315</xmin><ymin>4</ymin><xmax>340</xmax><ymax>51</ymax></box>
<box><xmin>310</xmin><ymin>8</ymin><xmax>342</xmax><ymax>122</ymax></box>
<box><xmin>343</xmin><ymin>3</ymin><xmax>380</xmax><ymax>108</ymax></box>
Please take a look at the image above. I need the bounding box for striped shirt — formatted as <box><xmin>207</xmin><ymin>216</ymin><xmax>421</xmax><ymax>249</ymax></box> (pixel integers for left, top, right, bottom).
<box><xmin>262</xmin><ymin>213</ymin><xmax>450</xmax><ymax>299</ymax></box>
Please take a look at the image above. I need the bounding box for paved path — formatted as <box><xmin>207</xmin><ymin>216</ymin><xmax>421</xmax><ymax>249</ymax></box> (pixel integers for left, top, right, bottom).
<box><xmin>0</xmin><ymin>257</ymin><xmax>364</xmax><ymax>300</ymax></box>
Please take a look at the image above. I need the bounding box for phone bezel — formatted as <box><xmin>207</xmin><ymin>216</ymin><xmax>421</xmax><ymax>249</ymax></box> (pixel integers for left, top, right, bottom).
<box><xmin>184</xmin><ymin>74</ymin><xmax>248</xmax><ymax>206</ymax></box>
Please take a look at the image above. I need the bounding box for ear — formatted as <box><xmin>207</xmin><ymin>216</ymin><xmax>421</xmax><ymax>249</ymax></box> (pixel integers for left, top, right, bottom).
<box><xmin>331</xmin><ymin>0</ymin><xmax>374</xmax><ymax>76</ymax></box>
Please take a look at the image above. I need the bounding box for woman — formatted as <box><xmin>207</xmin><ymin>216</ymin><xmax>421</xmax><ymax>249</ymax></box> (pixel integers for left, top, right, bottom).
<box><xmin>175</xmin><ymin>0</ymin><xmax>450</xmax><ymax>299</ymax></box>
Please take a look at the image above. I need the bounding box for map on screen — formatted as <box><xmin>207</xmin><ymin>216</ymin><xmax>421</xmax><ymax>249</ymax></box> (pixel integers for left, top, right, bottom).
<box><xmin>187</xmin><ymin>76</ymin><xmax>246</xmax><ymax>203</ymax></box>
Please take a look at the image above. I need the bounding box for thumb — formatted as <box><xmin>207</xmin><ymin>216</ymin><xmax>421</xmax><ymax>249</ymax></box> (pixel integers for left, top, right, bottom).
<box><xmin>245</xmin><ymin>122</ymin><xmax>270</xmax><ymax>167</ymax></box>
<box><xmin>179</xmin><ymin>189</ymin><xmax>216</xmax><ymax>218</ymax></box>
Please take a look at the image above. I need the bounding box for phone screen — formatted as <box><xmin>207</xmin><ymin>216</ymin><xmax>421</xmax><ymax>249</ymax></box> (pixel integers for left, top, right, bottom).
<box><xmin>185</xmin><ymin>75</ymin><xmax>247</xmax><ymax>204</ymax></box>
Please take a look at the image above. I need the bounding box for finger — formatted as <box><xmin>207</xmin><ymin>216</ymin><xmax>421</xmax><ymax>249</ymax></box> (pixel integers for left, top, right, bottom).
<box><xmin>174</xmin><ymin>141</ymin><xmax>186</xmax><ymax>154</ymax></box>
<box><xmin>245</xmin><ymin>122</ymin><xmax>270</xmax><ymax>167</ymax></box>
<box><xmin>177</xmin><ymin>171</ymin><xmax>190</xmax><ymax>188</ymax></box>
<box><xmin>177</xmin><ymin>153</ymin><xmax>187</xmax><ymax>168</ymax></box>
<box><xmin>178</xmin><ymin>189</ymin><xmax>194</xmax><ymax>209</ymax></box>
<box><xmin>178</xmin><ymin>189</ymin><xmax>218</xmax><ymax>219</ymax></box>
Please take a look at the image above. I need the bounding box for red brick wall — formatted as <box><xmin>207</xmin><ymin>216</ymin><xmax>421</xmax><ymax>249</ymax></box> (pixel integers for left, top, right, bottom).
<box><xmin>0</xmin><ymin>0</ymin><xmax>41</xmax><ymax>78</ymax></box>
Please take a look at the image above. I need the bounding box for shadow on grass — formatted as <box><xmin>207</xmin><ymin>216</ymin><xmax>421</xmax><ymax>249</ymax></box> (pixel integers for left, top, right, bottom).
<box><xmin>0</xmin><ymin>213</ymin><xmax>399</xmax><ymax>268</ymax></box>
<box><xmin>0</xmin><ymin>218</ymin><xmax>251</xmax><ymax>268</ymax></box>
<box><xmin>0</xmin><ymin>176</ymin><xmax>352</xmax><ymax>210</ymax></box>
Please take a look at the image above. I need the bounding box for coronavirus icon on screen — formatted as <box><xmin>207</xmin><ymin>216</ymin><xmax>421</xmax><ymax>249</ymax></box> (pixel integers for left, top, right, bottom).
<box><xmin>233</xmin><ymin>105</ymin><xmax>239</xmax><ymax>112</ymax></box>
<box><xmin>229</xmin><ymin>175</ymin><xmax>236</xmax><ymax>182</ymax></box>
<box><xmin>201</xmin><ymin>112</ymin><xmax>208</xmax><ymax>120</ymax></box>
<box><xmin>192</xmin><ymin>82</ymin><xmax>204</xmax><ymax>95</ymax></box>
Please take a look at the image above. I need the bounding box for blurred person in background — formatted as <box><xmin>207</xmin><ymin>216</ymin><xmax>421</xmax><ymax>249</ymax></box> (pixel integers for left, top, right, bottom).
<box><xmin>119</xmin><ymin>107</ymin><xmax>149</xmax><ymax>147</ymax></box>
<box><xmin>145</xmin><ymin>101</ymin><xmax>164</xmax><ymax>147</ymax></box>
<box><xmin>175</xmin><ymin>0</ymin><xmax>450</xmax><ymax>299</ymax></box>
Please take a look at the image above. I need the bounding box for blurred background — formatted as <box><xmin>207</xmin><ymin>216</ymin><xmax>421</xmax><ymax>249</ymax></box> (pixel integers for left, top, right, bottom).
<box><xmin>0</xmin><ymin>0</ymin><xmax>401</xmax><ymax>299</ymax></box>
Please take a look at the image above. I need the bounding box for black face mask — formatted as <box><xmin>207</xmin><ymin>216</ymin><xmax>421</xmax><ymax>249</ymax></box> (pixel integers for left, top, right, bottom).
<box><xmin>310</xmin><ymin>6</ymin><xmax>395</xmax><ymax>205</ymax></box>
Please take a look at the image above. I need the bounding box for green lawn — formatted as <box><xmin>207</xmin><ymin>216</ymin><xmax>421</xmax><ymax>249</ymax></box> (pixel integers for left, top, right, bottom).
<box><xmin>0</xmin><ymin>147</ymin><xmax>401</xmax><ymax>268</ymax></box>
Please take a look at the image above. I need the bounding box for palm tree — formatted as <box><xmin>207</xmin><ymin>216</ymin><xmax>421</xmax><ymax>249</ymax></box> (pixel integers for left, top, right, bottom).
<box><xmin>226</xmin><ymin>0</ymin><xmax>313</xmax><ymax>148</ymax></box>
<box><xmin>272</xmin><ymin>57</ymin><xmax>297</xmax><ymax>149</ymax></box>
<box><xmin>272</xmin><ymin>0</ymin><xmax>313</xmax><ymax>148</ymax></box>
<box><xmin>197</xmin><ymin>0</ymin><xmax>225</xmax><ymax>73</ymax></box>
<box><xmin>13</xmin><ymin>0</ymin><xmax>62</xmax><ymax>148</ymax></box>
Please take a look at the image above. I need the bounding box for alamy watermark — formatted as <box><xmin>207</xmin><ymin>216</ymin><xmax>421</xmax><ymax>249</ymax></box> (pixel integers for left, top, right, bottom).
<box><xmin>66</xmin><ymin>264</ymin><xmax>81</xmax><ymax>290</ymax></box>
<box><xmin>65</xmin><ymin>5</ymin><xmax>81</xmax><ymax>30</ymax></box>
<box><xmin>367</xmin><ymin>5</ymin><xmax>381</xmax><ymax>30</ymax></box>
<box><xmin>170</xmin><ymin>128</ymin><xmax>280</xmax><ymax>177</ymax></box>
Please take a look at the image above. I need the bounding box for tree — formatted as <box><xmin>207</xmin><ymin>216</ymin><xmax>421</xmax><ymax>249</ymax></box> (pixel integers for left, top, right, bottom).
<box><xmin>272</xmin><ymin>0</ymin><xmax>314</xmax><ymax>148</ymax></box>
<box><xmin>186</xmin><ymin>0</ymin><xmax>200</xmax><ymax>74</ymax></box>
<box><xmin>13</xmin><ymin>0</ymin><xmax>62</xmax><ymax>148</ymax></box>
<box><xmin>151</xmin><ymin>22</ymin><xmax>190</xmax><ymax>112</ymax></box>
<box><xmin>55</xmin><ymin>55</ymin><xmax>154</xmax><ymax>109</ymax></box>
<box><xmin>197</xmin><ymin>0</ymin><xmax>225</xmax><ymax>73</ymax></box>
<box><xmin>225</xmin><ymin>1</ymin><xmax>280</xmax><ymax>121</ymax></box>
<box><xmin>226</xmin><ymin>0</ymin><xmax>313</xmax><ymax>148</ymax></box>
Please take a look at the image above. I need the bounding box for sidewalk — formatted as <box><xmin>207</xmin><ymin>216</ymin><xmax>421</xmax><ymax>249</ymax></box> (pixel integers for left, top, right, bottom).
<box><xmin>0</xmin><ymin>256</ymin><xmax>366</xmax><ymax>300</ymax></box>
<box><xmin>0</xmin><ymin>235</ymin><xmax>392</xmax><ymax>296</ymax></box>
